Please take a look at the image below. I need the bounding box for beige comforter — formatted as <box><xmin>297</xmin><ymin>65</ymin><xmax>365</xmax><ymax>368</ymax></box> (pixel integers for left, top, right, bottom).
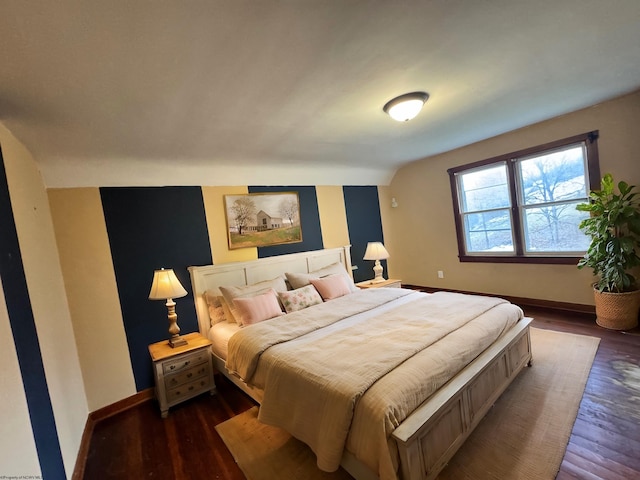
<box><xmin>226</xmin><ymin>289</ymin><xmax>522</xmax><ymax>479</ymax></box>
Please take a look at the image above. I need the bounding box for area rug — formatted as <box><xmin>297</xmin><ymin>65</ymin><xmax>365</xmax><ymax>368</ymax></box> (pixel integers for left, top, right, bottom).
<box><xmin>215</xmin><ymin>327</ymin><xmax>600</xmax><ymax>480</ymax></box>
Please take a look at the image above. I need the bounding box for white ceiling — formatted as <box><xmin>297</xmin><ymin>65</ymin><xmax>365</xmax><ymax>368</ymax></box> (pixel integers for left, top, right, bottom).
<box><xmin>1</xmin><ymin>1</ymin><xmax>639</xmax><ymax>188</ymax></box>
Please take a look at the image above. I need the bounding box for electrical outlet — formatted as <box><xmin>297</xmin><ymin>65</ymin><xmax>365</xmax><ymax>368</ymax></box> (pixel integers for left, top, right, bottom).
<box><xmin>437</xmin><ymin>270</ymin><xmax>444</xmax><ymax>279</ymax></box>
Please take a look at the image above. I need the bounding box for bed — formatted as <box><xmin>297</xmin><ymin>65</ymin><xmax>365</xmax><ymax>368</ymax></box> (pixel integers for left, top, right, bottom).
<box><xmin>188</xmin><ymin>246</ymin><xmax>532</xmax><ymax>480</ymax></box>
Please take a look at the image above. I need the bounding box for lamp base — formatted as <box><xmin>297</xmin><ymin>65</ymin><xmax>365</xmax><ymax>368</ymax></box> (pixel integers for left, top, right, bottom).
<box><xmin>168</xmin><ymin>335</ymin><xmax>188</xmax><ymax>348</ymax></box>
<box><xmin>371</xmin><ymin>260</ymin><xmax>386</xmax><ymax>283</ymax></box>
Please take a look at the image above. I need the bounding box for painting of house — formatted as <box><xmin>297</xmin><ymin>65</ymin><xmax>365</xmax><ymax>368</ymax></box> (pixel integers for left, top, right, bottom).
<box><xmin>255</xmin><ymin>210</ymin><xmax>282</xmax><ymax>231</ymax></box>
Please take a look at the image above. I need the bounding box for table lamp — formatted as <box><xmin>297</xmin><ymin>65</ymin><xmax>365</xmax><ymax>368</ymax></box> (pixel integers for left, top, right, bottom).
<box><xmin>363</xmin><ymin>242</ymin><xmax>390</xmax><ymax>283</ymax></box>
<box><xmin>149</xmin><ymin>268</ymin><xmax>188</xmax><ymax>347</ymax></box>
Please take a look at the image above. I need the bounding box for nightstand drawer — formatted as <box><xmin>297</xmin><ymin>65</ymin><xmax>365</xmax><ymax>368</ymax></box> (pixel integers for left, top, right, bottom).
<box><xmin>162</xmin><ymin>350</ymin><xmax>209</xmax><ymax>374</ymax></box>
<box><xmin>166</xmin><ymin>376</ymin><xmax>213</xmax><ymax>404</ymax></box>
<box><xmin>165</xmin><ymin>362</ymin><xmax>209</xmax><ymax>389</ymax></box>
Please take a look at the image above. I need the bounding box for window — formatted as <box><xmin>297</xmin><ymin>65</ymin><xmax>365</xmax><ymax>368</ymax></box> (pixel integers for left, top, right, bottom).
<box><xmin>448</xmin><ymin>131</ymin><xmax>600</xmax><ymax>264</ymax></box>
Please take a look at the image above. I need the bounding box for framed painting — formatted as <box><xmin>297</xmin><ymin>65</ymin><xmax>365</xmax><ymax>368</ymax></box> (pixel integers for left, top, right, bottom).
<box><xmin>224</xmin><ymin>192</ymin><xmax>303</xmax><ymax>249</ymax></box>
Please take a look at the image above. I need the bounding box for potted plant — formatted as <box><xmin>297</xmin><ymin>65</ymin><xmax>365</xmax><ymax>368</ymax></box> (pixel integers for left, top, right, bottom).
<box><xmin>577</xmin><ymin>173</ymin><xmax>640</xmax><ymax>330</ymax></box>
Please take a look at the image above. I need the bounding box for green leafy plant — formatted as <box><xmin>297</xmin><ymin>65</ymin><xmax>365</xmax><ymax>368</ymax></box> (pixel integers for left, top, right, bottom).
<box><xmin>577</xmin><ymin>173</ymin><xmax>640</xmax><ymax>292</ymax></box>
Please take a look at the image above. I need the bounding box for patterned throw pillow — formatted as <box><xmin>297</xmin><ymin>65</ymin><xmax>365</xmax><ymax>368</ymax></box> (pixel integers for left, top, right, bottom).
<box><xmin>278</xmin><ymin>284</ymin><xmax>323</xmax><ymax>313</ymax></box>
<box><xmin>203</xmin><ymin>290</ymin><xmax>226</xmax><ymax>325</ymax></box>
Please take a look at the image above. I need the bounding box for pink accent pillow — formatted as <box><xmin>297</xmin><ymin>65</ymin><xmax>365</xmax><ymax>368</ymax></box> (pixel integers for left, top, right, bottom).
<box><xmin>232</xmin><ymin>289</ymin><xmax>284</xmax><ymax>326</ymax></box>
<box><xmin>310</xmin><ymin>275</ymin><xmax>352</xmax><ymax>301</ymax></box>
<box><xmin>285</xmin><ymin>263</ymin><xmax>358</xmax><ymax>292</ymax></box>
<box><xmin>220</xmin><ymin>276</ymin><xmax>288</xmax><ymax>323</ymax></box>
<box><xmin>278</xmin><ymin>284</ymin><xmax>323</xmax><ymax>313</ymax></box>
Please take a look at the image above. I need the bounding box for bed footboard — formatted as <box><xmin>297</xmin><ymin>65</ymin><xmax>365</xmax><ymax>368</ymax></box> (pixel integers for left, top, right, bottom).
<box><xmin>392</xmin><ymin>318</ymin><xmax>532</xmax><ymax>480</ymax></box>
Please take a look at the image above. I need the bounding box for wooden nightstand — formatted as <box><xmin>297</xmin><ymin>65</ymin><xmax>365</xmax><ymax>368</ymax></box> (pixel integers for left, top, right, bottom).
<box><xmin>356</xmin><ymin>278</ymin><xmax>402</xmax><ymax>289</ymax></box>
<box><xmin>148</xmin><ymin>332</ymin><xmax>215</xmax><ymax>418</ymax></box>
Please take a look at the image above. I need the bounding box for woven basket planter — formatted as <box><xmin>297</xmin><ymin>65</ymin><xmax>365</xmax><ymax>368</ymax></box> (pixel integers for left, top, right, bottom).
<box><xmin>593</xmin><ymin>287</ymin><xmax>640</xmax><ymax>330</ymax></box>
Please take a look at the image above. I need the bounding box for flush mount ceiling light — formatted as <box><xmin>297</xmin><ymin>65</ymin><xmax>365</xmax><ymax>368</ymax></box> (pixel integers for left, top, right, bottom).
<box><xmin>383</xmin><ymin>91</ymin><xmax>429</xmax><ymax>122</ymax></box>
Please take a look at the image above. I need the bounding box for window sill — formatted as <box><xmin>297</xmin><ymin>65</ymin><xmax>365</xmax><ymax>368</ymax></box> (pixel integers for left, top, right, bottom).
<box><xmin>459</xmin><ymin>255</ymin><xmax>581</xmax><ymax>265</ymax></box>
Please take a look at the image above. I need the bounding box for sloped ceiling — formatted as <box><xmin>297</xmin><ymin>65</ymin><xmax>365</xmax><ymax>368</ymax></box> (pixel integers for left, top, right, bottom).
<box><xmin>1</xmin><ymin>1</ymin><xmax>639</xmax><ymax>187</ymax></box>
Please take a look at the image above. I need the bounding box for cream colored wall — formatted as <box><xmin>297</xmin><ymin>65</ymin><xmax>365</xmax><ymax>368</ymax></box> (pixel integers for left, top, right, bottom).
<box><xmin>48</xmin><ymin>188</ymin><xmax>136</xmax><ymax>411</ymax></box>
<box><xmin>1</xmin><ymin>123</ymin><xmax>87</xmax><ymax>478</ymax></box>
<box><xmin>0</xmin><ymin>275</ymin><xmax>41</xmax><ymax>477</ymax></box>
<box><xmin>386</xmin><ymin>90</ymin><xmax>640</xmax><ymax>305</ymax></box>
<box><xmin>377</xmin><ymin>185</ymin><xmax>400</xmax><ymax>277</ymax></box>
<box><xmin>317</xmin><ymin>186</ymin><xmax>351</xmax><ymax>248</ymax></box>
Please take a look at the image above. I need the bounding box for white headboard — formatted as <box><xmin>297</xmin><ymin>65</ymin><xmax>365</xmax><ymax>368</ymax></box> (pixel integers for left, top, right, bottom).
<box><xmin>188</xmin><ymin>246</ymin><xmax>353</xmax><ymax>337</ymax></box>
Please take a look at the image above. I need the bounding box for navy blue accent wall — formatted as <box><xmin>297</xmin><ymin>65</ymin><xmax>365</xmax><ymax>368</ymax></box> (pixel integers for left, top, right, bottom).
<box><xmin>343</xmin><ymin>186</ymin><xmax>386</xmax><ymax>283</ymax></box>
<box><xmin>0</xmin><ymin>148</ymin><xmax>66</xmax><ymax>479</ymax></box>
<box><xmin>248</xmin><ymin>186</ymin><xmax>323</xmax><ymax>257</ymax></box>
<box><xmin>100</xmin><ymin>187</ymin><xmax>212</xmax><ymax>391</ymax></box>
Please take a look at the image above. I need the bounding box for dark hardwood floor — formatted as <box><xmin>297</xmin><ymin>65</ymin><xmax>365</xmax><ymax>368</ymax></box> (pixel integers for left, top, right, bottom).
<box><xmin>526</xmin><ymin>308</ymin><xmax>640</xmax><ymax>480</ymax></box>
<box><xmin>81</xmin><ymin>308</ymin><xmax>640</xmax><ymax>480</ymax></box>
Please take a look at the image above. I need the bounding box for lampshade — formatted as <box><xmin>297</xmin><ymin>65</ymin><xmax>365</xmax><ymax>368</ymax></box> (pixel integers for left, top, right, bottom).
<box><xmin>148</xmin><ymin>269</ymin><xmax>187</xmax><ymax>300</ymax></box>
<box><xmin>383</xmin><ymin>92</ymin><xmax>429</xmax><ymax>122</ymax></box>
<box><xmin>363</xmin><ymin>242</ymin><xmax>390</xmax><ymax>261</ymax></box>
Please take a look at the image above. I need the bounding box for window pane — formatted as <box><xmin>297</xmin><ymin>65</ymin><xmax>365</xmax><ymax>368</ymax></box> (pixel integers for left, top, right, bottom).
<box><xmin>519</xmin><ymin>145</ymin><xmax>588</xmax><ymax>206</ymax></box>
<box><xmin>464</xmin><ymin>209</ymin><xmax>514</xmax><ymax>253</ymax></box>
<box><xmin>522</xmin><ymin>202</ymin><xmax>591</xmax><ymax>252</ymax></box>
<box><xmin>459</xmin><ymin>164</ymin><xmax>510</xmax><ymax>212</ymax></box>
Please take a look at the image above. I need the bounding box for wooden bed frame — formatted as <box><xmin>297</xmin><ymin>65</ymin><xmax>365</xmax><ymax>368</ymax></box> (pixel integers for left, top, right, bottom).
<box><xmin>188</xmin><ymin>246</ymin><xmax>532</xmax><ymax>480</ymax></box>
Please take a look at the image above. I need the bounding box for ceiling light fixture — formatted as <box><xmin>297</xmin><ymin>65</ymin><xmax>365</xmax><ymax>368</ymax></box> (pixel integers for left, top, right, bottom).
<box><xmin>383</xmin><ymin>91</ymin><xmax>429</xmax><ymax>122</ymax></box>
